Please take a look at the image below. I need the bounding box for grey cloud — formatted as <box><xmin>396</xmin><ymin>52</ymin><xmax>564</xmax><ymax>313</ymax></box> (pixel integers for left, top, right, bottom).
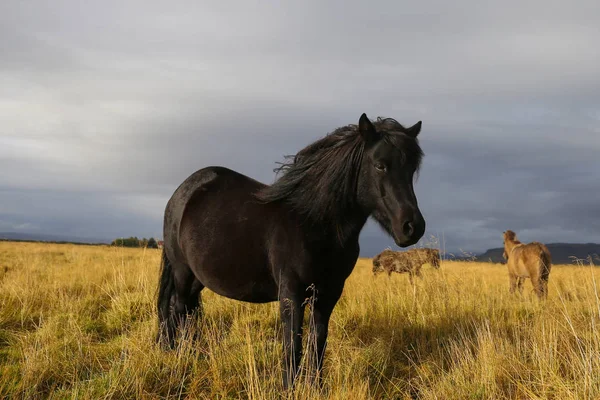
<box><xmin>0</xmin><ymin>188</ymin><xmax>161</xmax><ymax>239</ymax></box>
<box><xmin>1</xmin><ymin>0</ymin><xmax>599</xmax><ymax>254</ymax></box>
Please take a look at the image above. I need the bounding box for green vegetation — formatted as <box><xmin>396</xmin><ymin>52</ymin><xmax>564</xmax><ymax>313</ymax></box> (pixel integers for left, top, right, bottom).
<box><xmin>110</xmin><ymin>236</ymin><xmax>159</xmax><ymax>248</ymax></box>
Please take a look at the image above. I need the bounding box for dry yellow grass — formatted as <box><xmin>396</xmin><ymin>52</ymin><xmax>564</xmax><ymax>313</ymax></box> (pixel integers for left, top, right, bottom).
<box><xmin>1</xmin><ymin>241</ymin><xmax>599</xmax><ymax>399</ymax></box>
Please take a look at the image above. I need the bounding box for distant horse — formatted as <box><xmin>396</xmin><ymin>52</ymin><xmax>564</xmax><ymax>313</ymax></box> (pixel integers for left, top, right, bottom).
<box><xmin>503</xmin><ymin>230</ymin><xmax>552</xmax><ymax>299</ymax></box>
<box><xmin>372</xmin><ymin>247</ymin><xmax>439</xmax><ymax>284</ymax></box>
<box><xmin>157</xmin><ymin>113</ymin><xmax>426</xmax><ymax>389</ymax></box>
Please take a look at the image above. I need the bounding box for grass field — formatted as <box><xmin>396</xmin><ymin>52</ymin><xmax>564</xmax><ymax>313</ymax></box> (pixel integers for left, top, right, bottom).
<box><xmin>1</xmin><ymin>241</ymin><xmax>599</xmax><ymax>399</ymax></box>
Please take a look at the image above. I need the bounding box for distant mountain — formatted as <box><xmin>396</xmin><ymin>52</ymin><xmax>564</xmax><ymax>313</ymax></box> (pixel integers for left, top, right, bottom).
<box><xmin>0</xmin><ymin>232</ymin><xmax>111</xmax><ymax>245</ymax></box>
<box><xmin>476</xmin><ymin>243</ymin><xmax>600</xmax><ymax>265</ymax></box>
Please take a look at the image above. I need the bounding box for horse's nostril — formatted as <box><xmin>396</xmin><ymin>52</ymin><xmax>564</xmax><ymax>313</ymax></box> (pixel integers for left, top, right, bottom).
<box><xmin>402</xmin><ymin>221</ymin><xmax>414</xmax><ymax>237</ymax></box>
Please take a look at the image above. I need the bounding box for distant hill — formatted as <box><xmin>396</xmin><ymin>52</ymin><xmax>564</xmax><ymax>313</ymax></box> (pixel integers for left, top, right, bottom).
<box><xmin>0</xmin><ymin>232</ymin><xmax>111</xmax><ymax>245</ymax></box>
<box><xmin>2</xmin><ymin>231</ymin><xmax>599</xmax><ymax>265</ymax></box>
<box><xmin>476</xmin><ymin>243</ymin><xmax>600</xmax><ymax>265</ymax></box>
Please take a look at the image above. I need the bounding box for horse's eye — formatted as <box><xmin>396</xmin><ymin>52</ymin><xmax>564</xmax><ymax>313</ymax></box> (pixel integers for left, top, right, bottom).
<box><xmin>375</xmin><ymin>163</ymin><xmax>386</xmax><ymax>172</ymax></box>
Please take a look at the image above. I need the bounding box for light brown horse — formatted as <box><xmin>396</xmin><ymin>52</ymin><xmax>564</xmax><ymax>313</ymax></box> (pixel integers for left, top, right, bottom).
<box><xmin>503</xmin><ymin>230</ymin><xmax>552</xmax><ymax>299</ymax></box>
<box><xmin>372</xmin><ymin>247</ymin><xmax>441</xmax><ymax>284</ymax></box>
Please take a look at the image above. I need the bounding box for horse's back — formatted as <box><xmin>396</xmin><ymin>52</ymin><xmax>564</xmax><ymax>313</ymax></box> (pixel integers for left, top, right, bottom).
<box><xmin>164</xmin><ymin>167</ymin><xmax>261</xmax><ymax>250</ymax></box>
<box><xmin>164</xmin><ymin>166</ymin><xmax>280</xmax><ymax>301</ymax></box>
<box><xmin>169</xmin><ymin>166</ymin><xmax>263</xmax><ymax>207</ymax></box>
<box><xmin>387</xmin><ymin>253</ymin><xmax>411</xmax><ymax>273</ymax></box>
<box><xmin>510</xmin><ymin>242</ymin><xmax>551</xmax><ymax>278</ymax></box>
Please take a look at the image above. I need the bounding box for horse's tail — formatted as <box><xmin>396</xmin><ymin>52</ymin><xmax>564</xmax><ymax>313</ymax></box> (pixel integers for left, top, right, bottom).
<box><xmin>539</xmin><ymin>247</ymin><xmax>552</xmax><ymax>282</ymax></box>
<box><xmin>538</xmin><ymin>246</ymin><xmax>552</xmax><ymax>298</ymax></box>
<box><xmin>156</xmin><ymin>249</ymin><xmax>175</xmax><ymax>343</ymax></box>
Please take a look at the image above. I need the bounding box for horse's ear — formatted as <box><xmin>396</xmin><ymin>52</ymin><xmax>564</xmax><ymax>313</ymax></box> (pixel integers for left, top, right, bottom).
<box><xmin>358</xmin><ymin>113</ymin><xmax>380</xmax><ymax>142</ymax></box>
<box><xmin>405</xmin><ymin>121</ymin><xmax>422</xmax><ymax>138</ymax></box>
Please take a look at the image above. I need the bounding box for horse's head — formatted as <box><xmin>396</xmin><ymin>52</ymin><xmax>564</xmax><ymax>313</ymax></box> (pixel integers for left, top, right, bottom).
<box><xmin>503</xmin><ymin>230</ymin><xmax>517</xmax><ymax>243</ymax></box>
<box><xmin>372</xmin><ymin>264</ymin><xmax>384</xmax><ymax>275</ymax></box>
<box><xmin>357</xmin><ymin>113</ymin><xmax>425</xmax><ymax>247</ymax></box>
<box><xmin>372</xmin><ymin>255</ymin><xmax>384</xmax><ymax>274</ymax></box>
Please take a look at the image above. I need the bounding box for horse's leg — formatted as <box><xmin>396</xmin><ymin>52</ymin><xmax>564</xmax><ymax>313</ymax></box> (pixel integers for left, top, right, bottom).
<box><xmin>178</xmin><ymin>278</ymin><xmax>204</xmax><ymax>342</ymax></box>
<box><xmin>408</xmin><ymin>271</ymin><xmax>414</xmax><ymax>285</ymax></box>
<box><xmin>307</xmin><ymin>292</ymin><xmax>341</xmax><ymax>387</ymax></box>
<box><xmin>416</xmin><ymin>265</ymin><xmax>423</xmax><ymax>279</ymax></box>
<box><xmin>172</xmin><ymin>264</ymin><xmax>204</xmax><ymax>343</ymax></box>
<box><xmin>280</xmin><ymin>292</ymin><xmax>306</xmax><ymax>390</ymax></box>
<box><xmin>509</xmin><ymin>273</ymin><xmax>518</xmax><ymax>294</ymax></box>
<box><xmin>517</xmin><ymin>277</ymin><xmax>524</xmax><ymax>295</ymax></box>
<box><xmin>189</xmin><ymin>280</ymin><xmax>204</xmax><ymax>319</ymax></box>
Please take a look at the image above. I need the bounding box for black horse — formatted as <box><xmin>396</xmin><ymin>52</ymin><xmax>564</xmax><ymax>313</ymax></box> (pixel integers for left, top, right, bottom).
<box><xmin>157</xmin><ymin>113</ymin><xmax>426</xmax><ymax>389</ymax></box>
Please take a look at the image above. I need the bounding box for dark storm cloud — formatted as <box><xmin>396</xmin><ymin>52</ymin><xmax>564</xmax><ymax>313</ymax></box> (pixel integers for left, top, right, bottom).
<box><xmin>1</xmin><ymin>0</ymin><xmax>599</xmax><ymax>253</ymax></box>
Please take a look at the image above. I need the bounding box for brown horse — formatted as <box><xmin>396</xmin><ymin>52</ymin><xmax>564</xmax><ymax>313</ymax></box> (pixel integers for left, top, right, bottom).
<box><xmin>372</xmin><ymin>247</ymin><xmax>440</xmax><ymax>284</ymax></box>
<box><xmin>503</xmin><ymin>230</ymin><xmax>552</xmax><ymax>299</ymax></box>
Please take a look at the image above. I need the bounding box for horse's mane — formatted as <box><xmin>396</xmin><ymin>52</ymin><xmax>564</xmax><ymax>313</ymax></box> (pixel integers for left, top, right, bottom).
<box><xmin>255</xmin><ymin>118</ymin><xmax>423</xmax><ymax>237</ymax></box>
<box><xmin>504</xmin><ymin>230</ymin><xmax>522</xmax><ymax>245</ymax></box>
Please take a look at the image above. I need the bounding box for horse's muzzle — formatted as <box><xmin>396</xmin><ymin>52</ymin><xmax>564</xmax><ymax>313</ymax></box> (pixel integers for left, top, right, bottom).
<box><xmin>392</xmin><ymin>212</ymin><xmax>425</xmax><ymax>247</ymax></box>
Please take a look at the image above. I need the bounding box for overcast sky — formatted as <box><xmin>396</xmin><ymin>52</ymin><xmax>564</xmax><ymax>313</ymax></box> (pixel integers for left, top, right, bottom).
<box><xmin>1</xmin><ymin>1</ymin><xmax>599</xmax><ymax>256</ymax></box>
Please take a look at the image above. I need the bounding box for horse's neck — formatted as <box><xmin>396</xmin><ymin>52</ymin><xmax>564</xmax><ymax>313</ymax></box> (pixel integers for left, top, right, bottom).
<box><xmin>339</xmin><ymin>213</ymin><xmax>369</xmax><ymax>244</ymax></box>
<box><xmin>311</xmin><ymin>212</ymin><xmax>368</xmax><ymax>249</ymax></box>
<box><xmin>505</xmin><ymin>240</ymin><xmax>521</xmax><ymax>253</ymax></box>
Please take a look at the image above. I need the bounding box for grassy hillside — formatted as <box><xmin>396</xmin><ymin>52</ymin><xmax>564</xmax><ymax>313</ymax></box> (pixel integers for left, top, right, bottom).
<box><xmin>0</xmin><ymin>242</ymin><xmax>599</xmax><ymax>399</ymax></box>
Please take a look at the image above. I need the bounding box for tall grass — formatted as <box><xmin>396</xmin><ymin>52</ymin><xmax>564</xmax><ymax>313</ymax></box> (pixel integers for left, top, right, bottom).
<box><xmin>0</xmin><ymin>241</ymin><xmax>599</xmax><ymax>399</ymax></box>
